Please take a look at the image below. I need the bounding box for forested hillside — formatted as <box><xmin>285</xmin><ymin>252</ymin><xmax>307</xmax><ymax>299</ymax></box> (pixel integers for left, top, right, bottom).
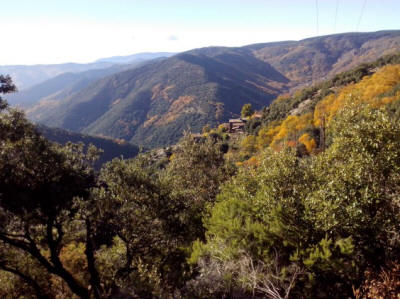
<box><xmin>27</xmin><ymin>50</ymin><xmax>287</xmax><ymax>148</ymax></box>
<box><xmin>38</xmin><ymin>125</ymin><xmax>140</xmax><ymax>168</ymax></box>
<box><xmin>249</xmin><ymin>30</ymin><xmax>400</xmax><ymax>86</ymax></box>
<box><xmin>1</xmin><ymin>51</ymin><xmax>400</xmax><ymax>298</ymax></box>
<box><xmin>236</xmin><ymin>52</ymin><xmax>400</xmax><ymax>161</ymax></box>
<box><xmin>23</xmin><ymin>30</ymin><xmax>400</xmax><ymax>148</ymax></box>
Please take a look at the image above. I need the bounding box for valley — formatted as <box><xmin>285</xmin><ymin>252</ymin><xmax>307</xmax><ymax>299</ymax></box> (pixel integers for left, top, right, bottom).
<box><xmin>5</xmin><ymin>30</ymin><xmax>400</xmax><ymax>148</ymax></box>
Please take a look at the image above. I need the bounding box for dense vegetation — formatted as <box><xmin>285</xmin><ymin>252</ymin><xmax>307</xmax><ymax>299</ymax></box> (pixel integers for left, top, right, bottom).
<box><xmin>21</xmin><ymin>30</ymin><xmax>400</xmax><ymax>149</ymax></box>
<box><xmin>2</xmin><ymin>51</ymin><xmax>400</xmax><ymax>298</ymax></box>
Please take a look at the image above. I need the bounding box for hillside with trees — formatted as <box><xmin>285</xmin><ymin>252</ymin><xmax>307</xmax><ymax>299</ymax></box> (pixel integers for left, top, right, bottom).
<box><xmin>238</xmin><ymin>52</ymin><xmax>400</xmax><ymax>161</ymax></box>
<box><xmin>2</xmin><ymin>50</ymin><xmax>400</xmax><ymax>298</ymax></box>
<box><xmin>37</xmin><ymin>125</ymin><xmax>140</xmax><ymax>168</ymax></box>
<box><xmin>19</xmin><ymin>31</ymin><xmax>400</xmax><ymax>149</ymax></box>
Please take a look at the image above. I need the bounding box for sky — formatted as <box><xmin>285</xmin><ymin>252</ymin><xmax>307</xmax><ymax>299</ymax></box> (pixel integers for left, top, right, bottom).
<box><xmin>0</xmin><ymin>0</ymin><xmax>399</xmax><ymax>65</ymax></box>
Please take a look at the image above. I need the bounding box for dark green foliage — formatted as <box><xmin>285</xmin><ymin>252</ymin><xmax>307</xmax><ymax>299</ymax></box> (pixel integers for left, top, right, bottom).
<box><xmin>241</xmin><ymin>103</ymin><xmax>254</xmax><ymax>118</ymax></box>
<box><xmin>161</xmin><ymin>133</ymin><xmax>236</xmax><ymax>241</ymax></box>
<box><xmin>0</xmin><ymin>101</ymin><xmax>98</xmax><ymax>298</ymax></box>
<box><xmin>244</xmin><ymin>117</ymin><xmax>262</xmax><ymax>134</ymax></box>
<box><xmin>88</xmin><ymin>157</ymin><xmax>190</xmax><ymax>296</ymax></box>
<box><xmin>0</xmin><ymin>80</ymin><xmax>236</xmax><ymax>297</ymax></box>
<box><xmin>190</xmin><ymin>105</ymin><xmax>400</xmax><ymax>298</ymax></box>
<box><xmin>262</xmin><ymin>86</ymin><xmax>319</xmax><ymax>124</ymax></box>
<box><xmin>0</xmin><ymin>75</ymin><xmax>16</xmax><ymax>109</ymax></box>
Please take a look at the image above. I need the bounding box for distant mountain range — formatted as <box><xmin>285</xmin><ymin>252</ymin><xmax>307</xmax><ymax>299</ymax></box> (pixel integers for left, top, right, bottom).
<box><xmin>6</xmin><ymin>62</ymin><xmax>156</xmax><ymax>107</ymax></box>
<box><xmin>5</xmin><ymin>30</ymin><xmax>400</xmax><ymax>148</ymax></box>
<box><xmin>0</xmin><ymin>52</ymin><xmax>175</xmax><ymax>90</ymax></box>
<box><xmin>95</xmin><ymin>52</ymin><xmax>175</xmax><ymax>64</ymax></box>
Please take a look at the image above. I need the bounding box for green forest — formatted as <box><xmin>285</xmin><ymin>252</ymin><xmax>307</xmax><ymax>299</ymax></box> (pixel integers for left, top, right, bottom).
<box><xmin>1</xmin><ymin>52</ymin><xmax>400</xmax><ymax>298</ymax></box>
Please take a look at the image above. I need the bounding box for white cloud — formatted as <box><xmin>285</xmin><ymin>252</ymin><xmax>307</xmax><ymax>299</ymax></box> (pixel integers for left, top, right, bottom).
<box><xmin>167</xmin><ymin>35</ymin><xmax>179</xmax><ymax>41</ymax></box>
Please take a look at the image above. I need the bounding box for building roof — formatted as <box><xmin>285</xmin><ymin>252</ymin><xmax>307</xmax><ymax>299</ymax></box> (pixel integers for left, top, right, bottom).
<box><xmin>229</xmin><ymin>118</ymin><xmax>247</xmax><ymax>123</ymax></box>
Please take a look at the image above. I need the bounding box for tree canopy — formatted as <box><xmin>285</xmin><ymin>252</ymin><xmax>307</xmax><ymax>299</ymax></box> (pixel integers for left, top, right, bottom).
<box><xmin>2</xmin><ymin>58</ymin><xmax>400</xmax><ymax>298</ymax></box>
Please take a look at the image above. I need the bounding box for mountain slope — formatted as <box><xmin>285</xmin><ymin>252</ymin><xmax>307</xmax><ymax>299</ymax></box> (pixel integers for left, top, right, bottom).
<box><xmin>25</xmin><ymin>31</ymin><xmax>400</xmax><ymax>148</ymax></box>
<box><xmin>248</xmin><ymin>30</ymin><xmax>400</xmax><ymax>87</ymax></box>
<box><xmin>29</xmin><ymin>49</ymin><xmax>289</xmax><ymax>148</ymax></box>
<box><xmin>238</xmin><ymin>52</ymin><xmax>400</xmax><ymax>160</ymax></box>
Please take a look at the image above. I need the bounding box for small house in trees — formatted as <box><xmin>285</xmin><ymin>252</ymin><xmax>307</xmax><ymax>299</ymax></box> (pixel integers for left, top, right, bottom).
<box><xmin>252</xmin><ymin>112</ymin><xmax>262</xmax><ymax>119</ymax></box>
<box><xmin>229</xmin><ymin>118</ymin><xmax>247</xmax><ymax>133</ymax></box>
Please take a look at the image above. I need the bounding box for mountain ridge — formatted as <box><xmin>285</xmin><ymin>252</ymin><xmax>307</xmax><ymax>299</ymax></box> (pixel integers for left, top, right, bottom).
<box><xmin>14</xmin><ymin>30</ymin><xmax>400</xmax><ymax>148</ymax></box>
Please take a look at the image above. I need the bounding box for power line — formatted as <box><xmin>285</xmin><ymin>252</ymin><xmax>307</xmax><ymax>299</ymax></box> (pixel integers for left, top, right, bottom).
<box><xmin>315</xmin><ymin>0</ymin><xmax>319</xmax><ymax>36</ymax></box>
<box><xmin>356</xmin><ymin>0</ymin><xmax>367</xmax><ymax>31</ymax></box>
<box><xmin>334</xmin><ymin>0</ymin><xmax>340</xmax><ymax>33</ymax></box>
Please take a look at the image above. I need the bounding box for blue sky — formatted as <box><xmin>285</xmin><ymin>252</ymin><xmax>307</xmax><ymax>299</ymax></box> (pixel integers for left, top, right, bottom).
<box><xmin>1</xmin><ymin>0</ymin><xmax>399</xmax><ymax>65</ymax></box>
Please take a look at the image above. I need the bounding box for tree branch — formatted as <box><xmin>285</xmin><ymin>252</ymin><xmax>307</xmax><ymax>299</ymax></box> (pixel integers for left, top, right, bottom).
<box><xmin>0</xmin><ymin>261</ymin><xmax>48</xmax><ymax>299</ymax></box>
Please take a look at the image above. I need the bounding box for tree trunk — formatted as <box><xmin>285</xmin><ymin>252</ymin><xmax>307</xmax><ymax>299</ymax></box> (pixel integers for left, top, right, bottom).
<box><xmin>85</xmin><ymin>219</ymin><xmax>102</xmax><ymax>299</ymax></box>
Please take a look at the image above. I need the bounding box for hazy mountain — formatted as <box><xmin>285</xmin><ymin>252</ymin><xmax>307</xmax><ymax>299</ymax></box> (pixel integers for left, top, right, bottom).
<box><xmin>0</xmin><ymin>62</ymin><xmax>114</xmax><ymax>90</ymax></box>
<box><xmin>24</xmin><ymin>31</ymin><xmax>400</xmax><ymax>148</ymax></box>
<box><xmin>0</xmin><ymin>52</ymin><xmax>175</xmax><ymax>90</ymax></box>
<box><xmin>6</xmin><ymin>63</ymin><xmax>147</xmax><ymax>106</ymax></box>
<box><xmin>95</xmin><ymin>52</ymin><xmax>175</xmax><ymax>64</ymax></box>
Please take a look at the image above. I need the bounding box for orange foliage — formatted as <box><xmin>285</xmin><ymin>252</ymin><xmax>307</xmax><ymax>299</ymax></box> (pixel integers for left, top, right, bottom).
<box><xmin>237</xmin><ymin>64</ymin><xmax>400</xmax><ymax>163</ymax></box>
<box><xmin>267</xmin><ymin>113</ymin><xmax>313</xmax><ymax>150</ymax></box>
<box><xmin>156</xmin><ymin>95</ymin><xmax>195</xmax><ymax>125</ymax></box>
<box><xmin>242</xmin><ymin>155</ymin><xmax>260</xmax><ymax>167</ymax></box>
<box><xmin>314</xmin><ymin>64</ymin><xmax>400</xmax><ymax>127</ymax></box>
<box><xmin>59</xmin><ymin>242</ymin><xmax>88</xmax><ymax>285</ymax></box>
<box><xmin>355</xmin><ymin>262</ymin><xmax>400</xmax><ymax>299</ymax></box>
<box><xmin>299</xmin><ymin>133</ymin><xmax>316</xmax><ymax>153</ymax></box>
<box><xmin>257</xmin><ymin>125</ymin><xmax>281</xmax><ymax>149</ymax></box>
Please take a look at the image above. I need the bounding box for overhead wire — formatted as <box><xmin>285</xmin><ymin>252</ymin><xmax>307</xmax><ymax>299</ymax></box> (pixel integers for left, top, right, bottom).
<box><xmin>334</xmin><ymin>0</ymin><xmax>340</xmax><ymax>33</ymax></box>
<box><xmin>315</xmin><ymin>0</ymin><xmax>319</xmax><ymax>36</ymax></box>
<box><xmin>356</xmin><ymin>0</ymin><xmax>367</xmax><ymax>32</ymax></box>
